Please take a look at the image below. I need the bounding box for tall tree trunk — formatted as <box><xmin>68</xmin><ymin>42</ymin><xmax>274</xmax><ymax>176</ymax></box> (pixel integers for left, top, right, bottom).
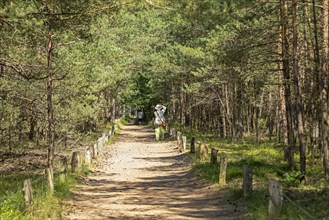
<box><xmin>29</xmin><ymin>103</ymin><xmax>37</xmax><ymax>141</ymax></box>
<box><xmin>255</xmin><ymin>106</ymin><xmax>260</xmax><ymax>143</ymax></box>
<box><xmin>222</xmin><ymin>84</ymin><xmax>228</xmax><ymax>138</ymax></box>
<box><xmin>47</xmin><ymin>31</ymin><xmax>55</xmax><ymax>171</ymax></box>
<box><xmin>179</xmin><ymin>83</ymin><xmax>186</xmax><ymax>127</ymax></box>
<box><xmin>282</xmin><ymin>0</ymin><xmax>295</xmax><ymax>170</ymax></box>
<box><xmin>292</xmin><ymin>0</ymin><xmax>306</xmax><ymax>174</ymax></box>
<box><xmin>311</xmin><ymin>0</ymin><xmax>321</xmax><ymax>163</ymax></box>
<box><xmin>225</xmin><ymin>83</ymin><xmax>233</xmax><ymax>142</ymax></box>
<box><xmin>321</xmin><ymin>0</ymin><xmax>329</xmax><ymax>178</ymax></box>
<box><xmin>236</xmin><ymin>82</ymin><xmax>243</xmax><ymax>142</ymax></box>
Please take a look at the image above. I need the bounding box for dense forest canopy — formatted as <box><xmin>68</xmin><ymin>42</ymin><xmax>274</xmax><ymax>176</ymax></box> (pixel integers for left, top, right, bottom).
<box><xmin>1</xmin><ymin>0</ymin><xmax>329</xmax><ymax>178</ymax></box>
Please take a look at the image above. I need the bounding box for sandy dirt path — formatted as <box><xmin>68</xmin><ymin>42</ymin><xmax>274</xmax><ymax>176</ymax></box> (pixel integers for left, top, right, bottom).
<box><xmin>63</xmin><ymin>123</ymin><xmax>243</xmax><ymax>220</ymax></box>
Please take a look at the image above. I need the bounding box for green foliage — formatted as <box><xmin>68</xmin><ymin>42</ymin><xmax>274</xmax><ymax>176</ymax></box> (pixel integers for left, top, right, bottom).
<box><xmin>282</xmin><ymin>171</ymin><xmax>303</xmax><ymax>187</ymax></box>
<box><xmin>0</xmin><ymin>172</ymin><xmax>78</xmax><ymax>220</ymax></box>
<box><xmin>1</xmin><ymin>0</ymin><xmax>328</xmax><ymax>219</ymax></box>
<box><xmin>191</xmin><ymin>134</ymin><xmax>328</xmax><ymax>219</ymax></box>
<box><xmin>0</xmin><ymin>191</ymin><xmax>25</xmax><ymax>220</ymax></box>
<box><xmin>194</xmin><ymin>162</ymin><xmax>219</xmax><ymax>183</ymax></box>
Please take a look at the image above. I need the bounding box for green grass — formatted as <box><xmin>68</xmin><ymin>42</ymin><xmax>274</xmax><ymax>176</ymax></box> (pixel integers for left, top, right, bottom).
<box><xmin>191</xmin><ymin>135</ymin><xmax>329</xmax><ymax>220</ymax></box>
<box><xmin>0</xmin><ymin>118</ymin><xmax>122</xmax><ymax>219</ymax></box>
<box><xmin>0</xmin><ymin>172</ymin><xmax>78</xmax><ymax>220</ymax></box>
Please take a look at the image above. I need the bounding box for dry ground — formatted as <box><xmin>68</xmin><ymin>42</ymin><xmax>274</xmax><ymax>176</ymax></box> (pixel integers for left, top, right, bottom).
<box><xmin>63</xmin><ymin>123</ymin><xmax>245</xmax><ymax>220</ymax></box>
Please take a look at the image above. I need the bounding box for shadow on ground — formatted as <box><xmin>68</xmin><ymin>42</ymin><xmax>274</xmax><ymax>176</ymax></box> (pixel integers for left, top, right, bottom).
<box><xmin>63</xmin><ymin>123</ymin><xmax>245</xmax><ymax>220</ymax></box>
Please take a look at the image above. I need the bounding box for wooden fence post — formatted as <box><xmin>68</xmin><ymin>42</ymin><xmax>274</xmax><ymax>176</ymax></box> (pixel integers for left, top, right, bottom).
<box><xmin>243</xmin><ymin>165</ymin><xmax>253</xmax><ymax>197</ymax></box>
<box><xmin>102</xmin><ymin>132</ymin><xmax>106</xmax><ymax>142</ymax></box>
<box><xmin>182</xmin><ymin>135</ymin><xmax>187</xmax><ymax>151</ymax></box>
<box><xmin>23</xmin><ymin>179</ymin><xmax>33</xmax><ymax>205</ymax></box>
<box><xmin>71</xmin><ymin>151</ymin><xmax>80</xmax><ymax>173</ymax></box>
<box><xmin>111</xmin><ymin>125</ymin><xmax>116</xmax><ymax>135</ymax></box>
<box><xmin>200</xmin><ymin>143</ymin><xmax>209</xmax><ymax>159</ymax></box>
<box><xmin>210</xmin><ymin>148</ymin><xmax>218</xmax><ymax>165</ymax></box>
<box><xmin>46</xmin><ymin>167</ymin><xmax>54</xmax><ymax>194</ymax></box>
<box><xmin>98</xmin><ymin>138</ymin><xmax>103</xmax><ymax>155</ymax></box>
<box><xmin>85</xmin><ymin>147</ymin><xmax>91</xmax><ymax>165</ymax></box>
<box><xmin>93</xmin><ymin>143</ymin><xmax>98</xmax><ymax>158</ymax></box>
<box><xmin>59</xmin><ymin>157</ymin><xmax>68</xmax><ymax>183</ymax></box>
<box><xmin>104</xmin><ymin>132</ymin><xmax>108</xmax><ymax>142</ymax></box>
<box><xmin>190</xmin><ymin>137</ymin><xmax>195</xmax><ymax>153</ymax></box>
<box><xmin>177</xmin><ymin>131</ymin><xmax>182</xmax><ymax>145</ymax></box>
<box><xmin>268</xmin><ymin>178</ymin><xmax>283</xmax><ymax>219</ymax></box>
<box><xmin>218</xmin><ymin>154</ymin><xmax>228</xmax><ymax>185</ymax></box>
<box><xmin>170</xmin><ymin>127</ymin><xmax>176</xmax><ymax>139</ymax></box>
<box><xmin>165</xmin><ymin>124</ymin><xmax>170</xmax><ymax>133</ymax></box>
<box><xmin>196</xmin><ymin>141</ymin><xmax>201</xmax><ymax>158</ymax></box>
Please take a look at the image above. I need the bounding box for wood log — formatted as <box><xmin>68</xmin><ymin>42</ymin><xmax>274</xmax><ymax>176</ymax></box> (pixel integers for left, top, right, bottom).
<box><xmin>71</xmin><ymin>151</ymin><xmax>80</xmax><ymax>173</ymax></box>
<box><xmin>218</xmin><ymin>154</ymin><xmax>228</xmax><ymax>185</ymax></box>
<box><xmin>268</xmin><ymin>178</ymin><xmax>283</xmax><ymax>218</ymax></box>
<box><xmin>243</xmin><ymin>165</ymin><xmax>253</xmax><ymax>197</ymax></box>
<box><xmin>190</xmin><ymin>137</ymin><xmax>195</xmax><ymax>153</ymax></box>
<box><xmin>23</xmin><ymin>179</ymin><xmax>33</xmax><ymax>205</ymax></box>
<box><xmin>210</xmin><ymin>148</ymin><xmax>218</xmax><ymax>165</ymax></box>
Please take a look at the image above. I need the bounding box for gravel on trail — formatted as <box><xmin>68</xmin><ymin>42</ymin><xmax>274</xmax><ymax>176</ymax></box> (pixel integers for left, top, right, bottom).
<box><xmin>63</xmin><ymin>123</ymin><xmax>245</xmax><ymax>220</ymax></box>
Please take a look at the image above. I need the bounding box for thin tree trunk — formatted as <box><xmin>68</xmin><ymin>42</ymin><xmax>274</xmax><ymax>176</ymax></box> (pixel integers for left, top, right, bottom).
<box><xmin>311</xmin><ymin>0</ymin><xmax>321</xmax><ymax>163</ymax></box>
<box><xmin>321</xmin><ymin>0</ymin><xmax>329</xmax><ymax>178</ymax></box>
<box><xmin>179</xmin><ymin>83</ymin><xmax>185</xmax><ymax>127</ymax></box>
<box><xmin>225</xmin><ymin>83</ymin><xmax>233</xmax><ymax>142</ymax></box>
<box><xmin>8</xmin><ymin>113</ymin><xmax>12</xmax><ymax>152</ymax></box>
<box><xmin>267</xmin><ymin>92</ymin><xmax>274</xmax><ymax>141</ymax></box>
<box><xmin>292</xmin><ymin>0</ymin><xmax>306</xmax><ymax>174</ymax></box>
<box><xmin>47</xmin><ymin>31</ymin><xmax>55</xmax><ymax>172</ymax></box>
<box><xmin>221</xmin><ymin>85</ymin><xmax>227</xmax><ymax>138</ymax></box>
<box><xmin>281</xmin><ymin>0</ymin><xmax>295</xmax><ymax>170</ymax></box>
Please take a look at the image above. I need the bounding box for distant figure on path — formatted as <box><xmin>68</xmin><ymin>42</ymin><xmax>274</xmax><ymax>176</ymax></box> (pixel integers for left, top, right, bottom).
<box><xmin>130</xmin><ymin>109</ymin><xmax>135</xmax><ymax>117</ymax></box>
<box><xmin>154</xmin><ymin>104</ymin><xmax>166</xmax><ymax>141</ymax></box>
<box><xmin>137</xmin><ymin>110</ymin><xmax>144</xmax><ymax>125</ymax></box>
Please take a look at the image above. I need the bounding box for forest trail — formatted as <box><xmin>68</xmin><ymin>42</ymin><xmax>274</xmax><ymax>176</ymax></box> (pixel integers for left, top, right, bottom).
<box><xmin>63</xmin><ymin>123</ymin><xmax>244</xmax><ymax>220</ymax></box>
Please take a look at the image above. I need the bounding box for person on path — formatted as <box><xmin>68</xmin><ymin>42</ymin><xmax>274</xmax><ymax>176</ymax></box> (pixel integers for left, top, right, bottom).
<box><xmin>137</xmin><ymin>110</ymin><xmax>144</xmax><ymax>125</ymax></box>
<box><xmin>154</xmin><ymin>104</ymin><xmax>166</xmax><ymax>141</ymax></box>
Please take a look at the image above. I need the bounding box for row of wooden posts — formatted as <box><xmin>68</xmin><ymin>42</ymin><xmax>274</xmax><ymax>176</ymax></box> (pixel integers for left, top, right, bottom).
<box><xmin>23</xmin><ymin>123</ymin><xmax>283</xmax><ymax>218</ymax></box>
<box><xmin>169</xmin><ymin>126</ymin><xmax>283</xmax><ymax>219</ymax></box>
<box><xmin>23</xmin><ymin>122</ymin><xmax>118</xmax><ymax>206</ymax></box>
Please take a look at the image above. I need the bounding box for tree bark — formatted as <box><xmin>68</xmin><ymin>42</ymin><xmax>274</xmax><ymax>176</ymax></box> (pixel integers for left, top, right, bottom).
<box><xmin>292</xmin><ymin>0</ymin><xmax>306</xmax><ymax>174</ymax></box>
<box><xmin>321</xmin><ymin>0</ymin><xmax>329</xmax><ymax>178</ymax></box>
<box><xmin>311</xmin><ymin>0</ymin><xmax>321</xmax><ymax>164</ymax></box>
<box><xmin>47</xmin><ymin>31</ymin><xmax>55</xmax><ymax>171</ymax></box>
<box><xmin>282</xmin><ymin>0</ymin><xmax>295</xmax><ymax>170</ymax></box>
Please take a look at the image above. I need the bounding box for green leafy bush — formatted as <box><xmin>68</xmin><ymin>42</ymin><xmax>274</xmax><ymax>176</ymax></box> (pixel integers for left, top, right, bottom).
<box><xmin>282</xmin><ymin>171</ymin><xmax>302</xmax><ymax>187</ymax></box>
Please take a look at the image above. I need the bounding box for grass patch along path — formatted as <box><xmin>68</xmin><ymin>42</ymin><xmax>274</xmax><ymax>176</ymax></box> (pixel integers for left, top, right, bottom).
<box><xmin>63</xmin><ymin>123</ymin><xmax>245</xmax><ymax>219</ymax></box>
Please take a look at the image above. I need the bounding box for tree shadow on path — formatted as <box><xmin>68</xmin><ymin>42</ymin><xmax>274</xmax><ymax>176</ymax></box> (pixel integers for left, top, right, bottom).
<box><xmin>63</xmin><ymin>123</ymin><xmax>246</xmax><ymax>220</ymax></box>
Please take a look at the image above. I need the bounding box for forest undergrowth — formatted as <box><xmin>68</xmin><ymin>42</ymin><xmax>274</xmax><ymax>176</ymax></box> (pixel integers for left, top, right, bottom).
<box><xmin>190</xmin><ymin>132</ymin><xmax>329</xmax><ymax>219</ymax></box>
<box><xmin>0</xmin><ymin>122</ymin><xmax>117</xmax><ymax>220</ymax></box>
